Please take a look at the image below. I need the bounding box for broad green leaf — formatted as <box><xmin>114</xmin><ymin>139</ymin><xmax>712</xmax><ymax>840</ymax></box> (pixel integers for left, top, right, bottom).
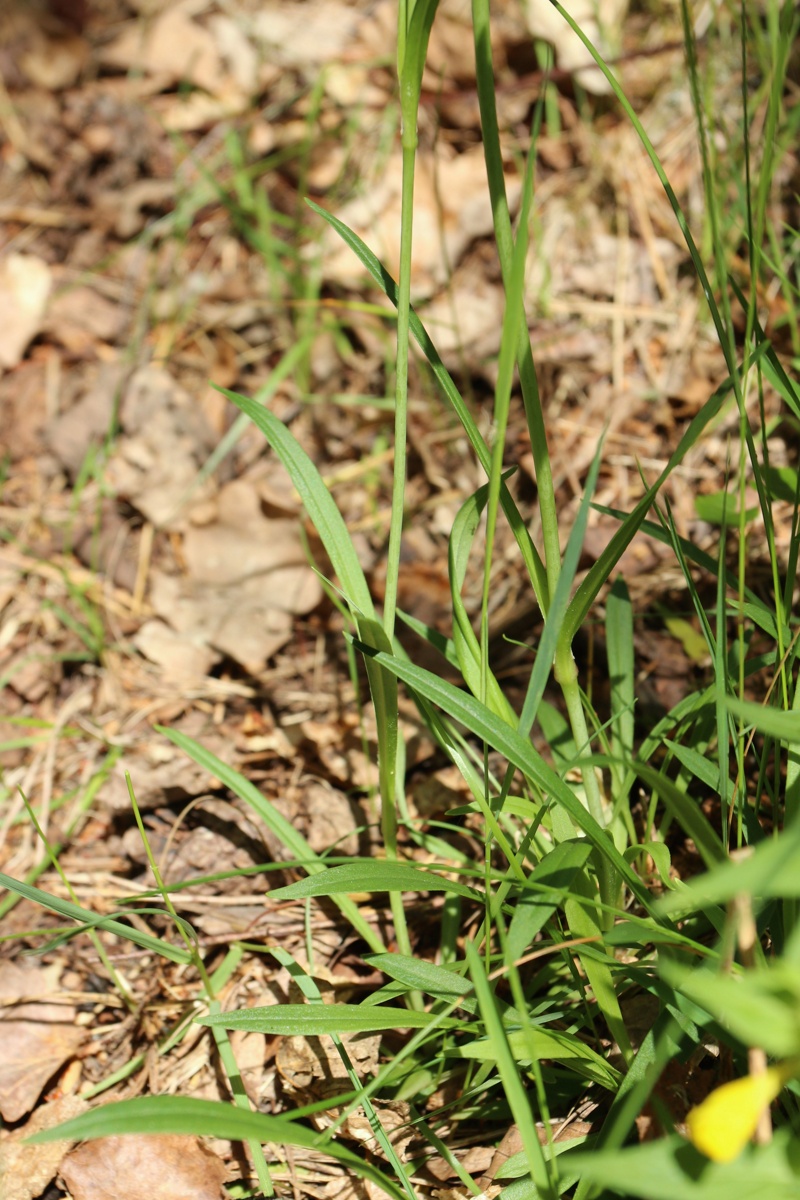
<box><xmin>657</xmin><ymin>819</ymin><xmax>800</xmax><ymax>914</ymax></box>
<box><xmin>660</xmin><ymin>959</ymin><xmax>800</xmax><ymax>1058</ymax></box>
<box><xmin>270</xmin><ymin>861</ymin><xmax>483</xmax><ymax>904</ymax></box>
<box><xmin>200</xmin><ymin>1004</ymin><xmax>452</xmax><ymax>1035</ymax></box>
<box><xmin>28</xmin><ymin>1096</ymin><xmax>408</xmax><ymax>1200</ymax></box>
<box><xmin>0</xmin><ymin>871</ymin><xmax>191</xmax><ymax>964</ymax></box>
<box><xmin>157</xmin><ymin>727</ymin><xmax>384</xmax><ymax>954</ymax></box>
<box><xmin>366</xmin><ymin>953</ymin><xmax>472</xmax><ymax>1001</ymax></box>
<box><xmin>695</xmin><ymin>490</ymin><xmax>760</xmax><ymax>525</ymax></box>
<box><xmin>566</xmin><ymin>1129</ymin><xmax>800</xmax><ymax>1199</ymax></box>
<box><xmin>456</xmin><ymin>1026</ymin><xmax>622</xmax><ymax>1092</ymax></box>
<box><xmin>726</xmin><ymin>696</ymin><xmax>800</xmax><ymax>743</ymax></box>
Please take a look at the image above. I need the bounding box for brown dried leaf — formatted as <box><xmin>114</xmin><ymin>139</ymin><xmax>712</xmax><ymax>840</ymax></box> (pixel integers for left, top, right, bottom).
<box><xmin>522</xmin><ymin>0</ymin><xmax>628</xmax><ymax>93</ymax></box>
<box><xmin>21</xmin><ymin>31</ymin><xmax>88</xmax><ymax>89</ymax></box>
<box><xmin>44</xmin><ymin>284</ymin><xmax>124</xmax><ymax>354</ymax></box>
<box><xmin>140</xmin><ymin>479</ymin><xmax>322</xmax><ymax>673</ymax></box>
<box><xmin>0</xmin><ymin>1095</ymin><xmax>89</xmax><ymax>1200</ymax></box>
<box><xmin>252</xmin><ymin>1</ymin><xmax>361</xmax><ymax>67</ymax></box>
<box><xmin>47</xmin><ymin>363</ymin><xmax>129</xmax><ymax>477</ymax></box>
<box><xmin>182</xmin><ymin>481</ymin><xmax>309</xmax><ymax>586</ymax></box>
<box><xmin>325</xmin><ymin>148</ymin><xmax>517</xmax><ymax>299</ymax></box>
<box><xmin>0</xmin><ymin>995</ymin><xmax>84</xmax><ymax>1121</ymax></box>
<box><xmin>277</xmin><ymin>979</ymin><xmax>381</xmax><ymax>1118</ymax></box>
<box><xmin>106</xmin><ymin>365</ymin><xmax>216</xmax><ymax>529</ymax></box>
<box><xmin>268</xmin><ymin>780</ymin><xmax>360</xmax><ymax>857</ymax></box>
<box><xmin>0</xmin><ymin>254</ymin><xmax>51</xmax><ymax>370</ymax></box>
<box><xmin>60</xmin><ymin>1134</ymin><xmax>227</xmax><ymax>1200</ymax></box>
<box><xmin>101</xmin><ymin>11</ymin><xmax>226</xmax><ymax>95</ymax></box>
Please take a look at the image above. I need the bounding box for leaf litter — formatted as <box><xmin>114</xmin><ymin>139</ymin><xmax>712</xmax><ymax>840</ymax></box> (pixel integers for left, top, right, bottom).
<box><xmin>0</xmin><ymin>0</ymin><xmax>796</xmax><ymax>1196</ymax></box>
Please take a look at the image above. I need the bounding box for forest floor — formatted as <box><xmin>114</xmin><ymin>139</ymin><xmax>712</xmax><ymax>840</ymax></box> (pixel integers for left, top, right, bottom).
<box><xmin>0</xmin><ymin>1</ymin><xmax>797</xmax><ymax>1198</ymax></box>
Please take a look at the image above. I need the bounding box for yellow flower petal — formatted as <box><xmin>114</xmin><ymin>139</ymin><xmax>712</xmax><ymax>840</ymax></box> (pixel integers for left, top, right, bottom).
<box><xmin>686</xmin><ymin>1068</ymin><xmax>785</xmax><ymax>1163</ymax></box>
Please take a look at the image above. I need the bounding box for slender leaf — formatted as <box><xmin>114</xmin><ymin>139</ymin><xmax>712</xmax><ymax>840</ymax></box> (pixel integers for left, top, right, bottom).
<box><xmin>367</xmin><ymin>953</ymin><xmax>472</xmax><ymax>1001</ymax></box>
<box><xmin>213</xmin><ymin>387</ymin><xmax>374</xmax><ymax>618</ymax></box>
<box><xmin>28</xmin><ymin>1096</ymin><xmax>408</xmax><ymax>1200</ymax></box>
<box><xmin>270</xmin><ymin>861</ymin><xmax>484</xmax><ymax>904</ymax></box>
<box><xmin>0</xmin><ymin>871</ymin><xmax>191</xmax><ymax>964</ymax></box>
<box><xmin>350</xmin><ymin>645</ymin><xmax>655</xmax><ymax>911</ymax></box>
<box><xmin>157</xmin><ymin>727</ymin><xmax>385</xmax><ymax>954</ymax></box>
<box><xmin>201</xmin><ymin>1004</ymin><xmax>452</xmax><ymax>1035</ymax></box>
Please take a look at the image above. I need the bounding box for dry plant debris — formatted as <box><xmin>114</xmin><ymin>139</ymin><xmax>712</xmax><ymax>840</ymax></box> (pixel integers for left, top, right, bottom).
<box><xmin>0</xmin><ymin>0</ymin><xmax>796</xmax><ymax>1195</ymax></box>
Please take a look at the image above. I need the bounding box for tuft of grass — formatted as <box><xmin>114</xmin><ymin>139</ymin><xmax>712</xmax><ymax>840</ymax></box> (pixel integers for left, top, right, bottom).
<box><xmin>7</xmin><ymin>0</ymin><xmax>800</xmax><ymax>1197</ymax></box>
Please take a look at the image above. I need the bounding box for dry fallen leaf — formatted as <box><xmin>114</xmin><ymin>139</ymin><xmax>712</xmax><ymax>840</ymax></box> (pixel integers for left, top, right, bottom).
<box><xmin>252</xmin><ymin>0</ymin><xmax>361</xmax><ymax>66</ymax></box>
<box><xmin>324</xmin><ymin>147</ymin><xmax>518</xmax><ymax>299</ymax></box>
<box><xmin>60</xmin><ymin>1134</ymin><xmax>227</xmax><ymax>1200</ymax></box>
<box><xmin>101</xmin><ymin>10</ymin><xmax>226</xmax><ymax>95</ymax></box>
<box><xmin>0</xmin><ymin>961</ymin><xmax>84</xmax><ymax>1122</ymax></box>
<box><xmin>44</xmin><ymin>282</ymin><xmax>124</xmax><ymax>354</ymax></box>
<box><xmin>138</xmin><ymin>479</ymin><xmax>322</xmax><ymax>674</ymax></box>
<box><xmin>0</xmin><ymin>253</ymin><xmax>52</xmax><ymax>370</ymax></box>
<box><xmin>133</xmin><ymin>619</ymin><xmax>221</xmax><ymax>686</ymax></box>
<box><xmin>0</xmin><ymin>1095</ymin><xmax>89</xmax><ymax>1200</ymax></box>
<box><xmin>21</xmin><ymin>30</ymin><xmax>88</xmax><ymax>89</ymax></box>
<box><xmin>267</xmin><ymin>780</ymin><xmax>360</xmax><ymax>857</ymax></box>
<box><xmin>521</xmin><ymin>0</ymin><xmax>629</xmax><ymax>93</ymax></box>
<box><xmin>105</xmin><ymin>364</ymin><xmax>216</xmax><ymax>528</ymax></box>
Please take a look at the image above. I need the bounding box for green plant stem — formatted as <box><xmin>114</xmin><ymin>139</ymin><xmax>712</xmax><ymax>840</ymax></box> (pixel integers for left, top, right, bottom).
<box><xmin>383</xmin><ymin>139</ymin><xmax>415</xmax><ymax>643</ymax></box>
<box><xmin>472</xmin><ymin>0</ymin><xmax>611</xmax><ymax>912</ymax></box>
<box><xmin>471</xmin><ymin>1</ymin><xmax>560</xmax><ymax>605</ymax></box>
<box><xmin>380</xmin><ymin>0</ymin><xmax>439</xmax><ymax>975</ymax></box>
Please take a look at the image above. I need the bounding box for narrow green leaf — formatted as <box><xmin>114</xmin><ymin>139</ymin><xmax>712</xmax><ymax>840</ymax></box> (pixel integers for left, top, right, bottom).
<box><xmin>657</xmin><ymin>819</ymin><xmax>800</xmax><ymax>913</ymax></box>
<box><xmin>631</xmin><ymin>762</ymin><xmax>726</xmax><ymax>868</ymax></box>
<box><xmin>201</xmin><ymin>1004</ymin><xmax>451</xmax><ymax>1035</ymax></box>
<box><xmin>565</xmin><ymin>873</ymin><xmax>632</xmax><ymax>1066</ymax></box>
<box><xmin>27</xmin><ymin>1096</ymin><xmax>409</xmax><ymax>1200</ymax></box>
<box><xmin>660</xmin><ymin>959</ymin><xmax>800</xmax><ymax>1058</ymax></box>
<box><xmin>305</xmin><ymin>200</ymin><xmax>548</xmax><ymax>603</ymax></box>
<box><xmin>506</xmin><ymin>840</ymin><xmax>593</xmax><ymax>962</ymax></box>
<box><xmin>157</xmin><ymin>728</ymin><xmax>385</xmax><ymax>954</ymax></box>
<box><xmin>213</xmin><ymin>386</ymin><xmax>374</xmax><ymax>620</ymax></box>
<box><xmin>606</xmin><ymin>578</ymin><xmax>635</xmax><ymax>767</ymax></box>
<box><xmin>0</xmin><ymin>871</ymin><xmax>191</xmax><ymax>964</ymax></box>
<box><xmin>270</xmin><ymin>861</ymin><xmax>483</xmax><ymax>904</ymax></box>
<box><xmin>465</xmin><ymin>940</ymin><xmax>556</xmax><ymax>1198</ymax></box>
<box><xmin>726</xmin><ymin>696</ymin><xmax>800</xmax><ymax>743</ymax></box>
<box><xmin>456</xmin><ymin>1025</ymin><xmax>622</xmax><ymax>1092</ymax></box>
<box><xmin>563</xmin><ymin>381</ymin><xmax>728</xmax><ymax>647</ymax></box>
<box><xmin>448</xmin><ymin>482</ymin><xmax>518</xmax><ymax>724</ymax></box>
<box><xmin>366</xmin><ymin>953</ymin><xmax>473</xmax><ymax>1001</ymax></box>
<box><xmin>349</xmin><ymin>647</ymin><xmax>654</xmax><ymax>911</ymax></box>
